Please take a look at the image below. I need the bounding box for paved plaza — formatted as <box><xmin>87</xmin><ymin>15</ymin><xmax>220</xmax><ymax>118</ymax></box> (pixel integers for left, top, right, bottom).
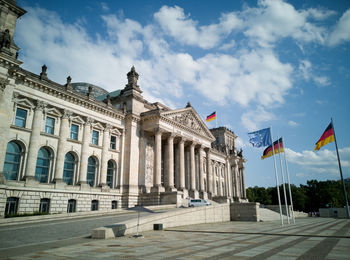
<box><xmin>2</xmin><ymin>217</ymin><xmax>349</xmax><ymax>259</ymax></box>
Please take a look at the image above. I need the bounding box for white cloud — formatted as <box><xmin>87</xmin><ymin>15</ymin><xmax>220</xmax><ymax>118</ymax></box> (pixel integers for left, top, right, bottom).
<box><xmin>241</xmin><ymin>106</ymin><xmax>276</xmax><ymax>131</ymax></box>
<box><xmin>288</xmin><ymin>120</ymin><xmax>298</xmax><ymax>127</ymax></box>
<box><xmin>285</xmin><ymin>147</ymin><xmax>350</xmax><ymax>177</ymax></box>
<box><xmin>298</xmin><ymin>59</ymin><xmax>330</xmax><ymax>87</ymax></box>
<box><xmin>101</xmin><ymin>2</ymin><xmax>110</xmax><ymax>12</ymax></box>
<box><xmin>195</xmin><ymin>49</ymin><xmax>293</xmax><ymax>107</ymax></box>
<box><xmin>241</xmin><ymin>0</ymin><xmax>328</xmax><ymax>47</ymax></box>
<box><xmin>154</xmin><ymin>5</ymin><xmax>242</xmax><ymax>49</ymax></box>
<box><xmin>328</xmin><ymin>9</ymin><xmax>350</xmax><ymax>46</ymax></box>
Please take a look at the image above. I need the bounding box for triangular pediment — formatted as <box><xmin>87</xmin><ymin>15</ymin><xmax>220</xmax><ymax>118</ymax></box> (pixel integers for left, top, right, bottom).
<box><xmin>45</xmin><ymin>107</ymin><xmax>62</xmax><ymax>117</ymax></box>
<box><xmin>161</xmin><ymin>107</ymin><xmax>215</xmax><ymax>141</ymax></box>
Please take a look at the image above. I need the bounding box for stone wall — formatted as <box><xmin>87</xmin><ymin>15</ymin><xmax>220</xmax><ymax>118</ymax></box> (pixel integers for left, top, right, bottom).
<box><xmin>0</xmin><ymin>186</ymin><xmax>122</xmax><ymax>216</ymax></box>
<box><xmin>230</xmin><ymin>202</ymin><xmax>260</xmax><ymax>222</ymax></box>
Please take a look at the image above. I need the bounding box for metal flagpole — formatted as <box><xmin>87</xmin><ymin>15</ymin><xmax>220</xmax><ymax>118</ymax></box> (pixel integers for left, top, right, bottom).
<box><xmin>277</xmin><ymin>138</ymin><xmax>290</xmax><ymax>224</ymax></box>
<box><xmin>270</xmin><ymin>127</ymin><xmax>284</xmax><ymax>226</ymax></box>
<box><xmin>282</xmin><ymin>138</ymin><xmax>295</xmax><ymax>224</ymax></box>
<box><xmin>216</xmin><ymin>112</ymin><xmax>217</xmax><ymax>128</ymax></box>
<box><xmin>331</xmin><ymin>118</ymin><xmax>350</xmax><ymax>219</ymax></box>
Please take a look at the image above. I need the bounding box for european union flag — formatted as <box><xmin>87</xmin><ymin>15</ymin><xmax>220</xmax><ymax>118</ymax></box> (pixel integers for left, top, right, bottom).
<box><xmin>248</xmin><ymin>128</ymin><xmax>272</xmax><ymax>148</ymax></box>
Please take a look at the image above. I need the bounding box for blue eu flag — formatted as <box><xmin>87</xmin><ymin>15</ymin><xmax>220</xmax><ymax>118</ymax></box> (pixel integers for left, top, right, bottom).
<box><xmin>248</xmin><ymin>128</ymin><xmax>272</xmax><ymax>148</ymax></box>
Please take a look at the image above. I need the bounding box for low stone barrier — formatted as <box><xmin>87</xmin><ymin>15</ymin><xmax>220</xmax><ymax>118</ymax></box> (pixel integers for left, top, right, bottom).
<box><xmin>92</xmin><ymin>204</ymin><xmax>230</xmax><ymax>239</ymax></box>
<box><xmin>230</xmin><ymin>202</ymin><xmax>260</xmax><ymax>221</ymax></box>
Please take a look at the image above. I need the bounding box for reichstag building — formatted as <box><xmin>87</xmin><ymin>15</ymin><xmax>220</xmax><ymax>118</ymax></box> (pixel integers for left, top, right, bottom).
<box><xmin>0</xmin><ymin>0</ymin><xmax>246</xmax><ymax>217</ymax></box>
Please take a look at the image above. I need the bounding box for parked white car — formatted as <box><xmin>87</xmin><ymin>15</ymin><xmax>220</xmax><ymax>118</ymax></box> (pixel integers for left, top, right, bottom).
<box><xmin>188</xmin><ymin>199</ymin><xmax>211</xmax><ymax>207</ymax></box>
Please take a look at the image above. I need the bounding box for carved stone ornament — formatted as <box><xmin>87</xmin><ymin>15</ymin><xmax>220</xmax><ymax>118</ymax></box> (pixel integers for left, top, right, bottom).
<box><xmin>0</xmin><ymin>29</ymin><xmax>11</xmax><ymax>49</ymax></box>
<box><xmin>40</xmin><ymin>65</ymin><xmax>48</xmax><ymax>80</ymax></box>
<box><xmin>62</xmin><ymin>109</ymin><xmax>73</xmax><ymax>119</ymax></box>
<box><xmin>66</xmin><ymin>76</ymin><xmax>72</xmax><ymax>91</ymax></box>
<box><xmin>85</xmin><ymin>117</ymin><xmax>94</xmax><ymax>125</ymax></box>
<box><xmin>104</xmin><ymin>123</ymin><xmax>113</xmax><ymax>132</ymax></box>
<box><xmin>0</xmin><ymin>77</ymin><xmax>9</xmax><ymax>95</ymax></box>
<box><xmin>35</xmin><ymin>100</ymin><xmax>47</xmax><ymax>111</ymax></box>
<box><xmin>170</xmin><ymin>112</ymin><xmax>203</xmax><ymax>134</ymax></box>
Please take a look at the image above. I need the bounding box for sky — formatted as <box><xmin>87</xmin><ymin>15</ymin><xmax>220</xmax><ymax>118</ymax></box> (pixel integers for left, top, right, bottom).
<box><xmin>15</xmin><ymin>0</ymin><xmax>350</xmax><ymax>188</ymax></box>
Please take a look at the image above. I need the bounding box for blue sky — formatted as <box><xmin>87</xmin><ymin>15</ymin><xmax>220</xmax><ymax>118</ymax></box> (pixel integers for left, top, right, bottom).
<box><xmin>15</xmin><ymin>0</ymin><xmax>350</xmax><ymax>188</ymax></box>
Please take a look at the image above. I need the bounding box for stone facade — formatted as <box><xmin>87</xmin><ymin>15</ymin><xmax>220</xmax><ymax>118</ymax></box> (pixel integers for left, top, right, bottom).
<box><xmin>0</xmin><ymin>0</ymin><xmax>246</xmax><ymax>217</ymax></box>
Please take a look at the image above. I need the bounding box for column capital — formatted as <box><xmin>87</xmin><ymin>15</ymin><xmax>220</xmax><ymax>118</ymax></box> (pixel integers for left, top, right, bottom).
<box><xmin>85</xmin><ymin>117</ymin><xmax>94</xmax><ymax>126</ymax></box>
<box><xmin>62</xmin><ymin>109</ymin><xmax>72</xmax><ymax>119</ymax></box>
<box><xmin>154</xmin><ymin>126</ymin><xmax>165</xmax><ymax>134</ymax></box>
<box><xmin>35</xmin><ymin>100</ymin><xmax>46</xmax><ymax>111</ymax></box>
<box><xmin>104</xmin><ymin>123</ymin><xmax>113</xmax><ymax>132</ymax></box>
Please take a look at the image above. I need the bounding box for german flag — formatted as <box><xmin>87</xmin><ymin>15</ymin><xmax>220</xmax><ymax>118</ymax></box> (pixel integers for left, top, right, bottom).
<box><xmin>206</xmin><ymin>111</ymin><xmax>216</xmax><ymax>122</ymax></box>
<box><xmin>261</xmin><ymin>138</ymin><xmax>284</xmax><ymax>160</ymax></box>
<box><xmin>314</xmin><ymin>122</ymin><xmax>335</xmax><ymax>151</ymax></box>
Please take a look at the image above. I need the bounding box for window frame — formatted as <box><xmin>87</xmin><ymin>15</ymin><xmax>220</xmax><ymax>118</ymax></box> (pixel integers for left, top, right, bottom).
<box><xmin>39</xmin><ymin>198</ymin><xmax>50</xmax><ymax>213</ymax></box>
<box><xmin>3</xmin><ymin>141</ymin><xmax>23</xmax><ymax>181</ymax></box>
<box><xmin>91</xmin><ymin>200</ymin><xmax>99</xmax><ymax>211</ymax></box>
<box><xmin>70</xmin><ymin>124</ymin><xmax>79</xmax><ymax>140</ymax></box>
<box><xmin>91</xmin><ymin>130</ymin><xmax>99</xmax><ymax>145</ymax></box>
<box><xmin>44</xmin><ymin>116</ymin><xmax>55</xmax><ymax>135</ymax></box>
<box><xmin>87</xmin><ymin>156</ymin><xmax>96</xmax><ymax>187</ymax></box>
<box><xmin>110</xmin><ymin>135</ymin><xmax>117</xmax><ymax>150</ymax></box>
<box><xmin>35</xmin><ymin>147</ymin><xmax>51</xmax><ymax>183</ymax></box>
<box><xmin>67</xmin><ymin>199</ymin><xmax>77</xmax><ymax>213</ymax></box>
<box><xmin>63</xmin><ymin>152</ymin><xmax>75</xmax><ymax>185</ymax></box>
<box><xmin>14</xmin><ymin>107</ymin><xmax>28</xmax><ymax>128</ymax></box>
<box><xmin>5</xmin><ymin>197</ymin><xmax>19</xmax><ymax>216</ymax></box>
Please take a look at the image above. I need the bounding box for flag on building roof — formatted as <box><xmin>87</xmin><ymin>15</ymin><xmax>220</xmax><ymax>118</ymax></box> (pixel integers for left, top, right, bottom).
<box><xmin>261</xmin><ymin>138</ymin><xmax>284</xmax><ymax>160</ymax></box>
<box><xmin>206</xmin><ymin>111</ymin><xmax>216</xmax><ymax>122</ymax></box>
<box><xmin>314</xmin><ymin>122</ymin><xmax>335</xmax><ymax>151</ymax></box>
<box><xmin>248</xmin><ymin>127</ymin><xmax>271</xmax><ymax>148</ymax></box>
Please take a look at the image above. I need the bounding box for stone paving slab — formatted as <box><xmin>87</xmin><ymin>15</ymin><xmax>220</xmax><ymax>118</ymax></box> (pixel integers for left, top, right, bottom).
<box><xmin>2</xmin><ymin>218</ymin><xmax>350</xmax><ymax>260</ymax></box>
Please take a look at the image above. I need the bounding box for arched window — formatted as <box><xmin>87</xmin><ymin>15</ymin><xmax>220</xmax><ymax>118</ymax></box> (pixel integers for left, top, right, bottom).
<box><xmin>63</xmin><ymin>152</ymin><xmax>75</xmax><ymax>185</ymax></box>
<box><xmin>35</xmin><ymin>147</ymin><xmax>51</xmax><ymax>183</ymax></box>
<box><xmin>3</xmin><ymin>141</ymin><xmax>22</xmax><ymax>180</ymax></box>
<box><xmin>87</xmin><ymin>157</ymin><xmax>96</xmax><ymax>187</ymax></box>
<box><xmin>107</xmin><ymin>160</ymin><xmax>115</xmax><ymax>188</ymax></box>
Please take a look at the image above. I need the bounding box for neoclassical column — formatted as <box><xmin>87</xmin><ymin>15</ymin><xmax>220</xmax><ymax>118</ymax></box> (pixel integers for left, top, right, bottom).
<box><xmin>166</xmin><ymin>134</ymin><xmax>175</xmax><ymax>191</ymax></box>
<box><xmin>189</xmin><ymin>142</ymin><xmax>196</xmax><ymax>192</ymax></box>
<box><xmin>198</xmin><ymin>147</ymin><xmax>204</xmax><ymax>192</ymax></box>
<box><xmin>241</xmin><ymin>166</ymin><xmax>246</xmax><ymax>198</ymax></box>
<box><xmin>178</xmin><ymin>138</ymin><xmax>185</xmax><ymax>190</ymax></box>
<box><xmin>79</xmin><ymin>118</ymin><xmax>92</xmax><ymax>185</ymax></box>
<box><xmin>25</xmin><ymin>101</ymin><xmax>46</xmax><ymax>181</ymax></box>
<box><xmin>54</xmin><ymin>109</ymin><xmax>71</xmax><ymax>182</ymax></box>
<box><xmin>205</xmin><ymin>148</ymin><xmax>212</xmax><ymax>195</ymax></box>
<box><xmin>151</xmin><ymin>128</ymin><xmax>164</xmax><ymax>192</ymax></box>
<box><xmin>233</xmin><ymin>160</ymin><xmax>239</xmax><ymax>198</ymax></box>
<box><xmin>100</xmin><ymin>124</ymin><xmax>112</xmax><ymax>188</ymax></box>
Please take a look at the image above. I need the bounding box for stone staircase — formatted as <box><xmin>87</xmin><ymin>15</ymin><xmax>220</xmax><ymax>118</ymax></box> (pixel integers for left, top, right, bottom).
<box><xmin>259</xmin><ymin>208</ymin><xmax>287</xmax><ymax>221</ymax></box>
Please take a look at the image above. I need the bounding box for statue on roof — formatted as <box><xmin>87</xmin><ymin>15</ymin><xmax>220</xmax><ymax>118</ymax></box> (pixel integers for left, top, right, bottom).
<box><xmin>0</xmin><ymin>29</ymin><xmax>11</xmax><ymax>49</ymax></box>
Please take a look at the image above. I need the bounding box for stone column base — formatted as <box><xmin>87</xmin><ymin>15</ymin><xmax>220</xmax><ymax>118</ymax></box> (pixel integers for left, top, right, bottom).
<box><xmin>189</xmin><ymin>189</ymin><xmax>199</xmax><ymax>199</ymax></box>
<box><xmin>24</xmin><ymin>176</ymin><xmax>39</xmax><ymax>186</ymax></box>
<box><xmin>79</xmin><ymin>182</ymin><xmax>91</xmax><ymax>190</ymax></box>
<box><xmin>151</xmin><ymin>186</ymin><xmax>165</xmax><ymax>193</ymax></box>
<box><xmin>166</xmin><ymin>186</ymin><xmax>177</xmax><ymax>192</ymax></box>
<box><xmin>54</xmin><ymin>179</ymin><xmax>66</xmax><ymax>189</ymax></box>
<box><xmin>101</xmin><ymin>185</ymin><xmax>110</xmax><ymax>192</ymax></box>
<box><xmin>199</xmin><ymin>191</ymin><xmax>208</xmax><ymax>200</ymax></box>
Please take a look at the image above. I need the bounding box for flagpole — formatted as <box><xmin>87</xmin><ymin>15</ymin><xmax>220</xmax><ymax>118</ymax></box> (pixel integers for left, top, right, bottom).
<box><xmin>331</xmin><ymin>118</ymin><xmax>350</xmax><ymax>219</ymax></box>
<box><xmin>216</xmin><ymin>112</ymin><xmax>217</xmax><ymax>128</ymax></box>
<box><xmin>278</xmin><ymin>138</ymin><xmax>290</xmax><ymax>224</ymax></box>
<box><xmin>282</xmin><ymin>138</ymin><xmax>295</xmax><ymax>224</ymax></box>
<box><xmin>270</xmin><ymin>127</ymin><xmax>284</xmax><ymax>226</ymax></box>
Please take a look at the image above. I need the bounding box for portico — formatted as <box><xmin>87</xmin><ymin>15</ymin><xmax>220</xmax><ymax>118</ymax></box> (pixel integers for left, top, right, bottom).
<box><xmin>140</xmin><ymin>104</ymin><xmax>215</xmax><ymax>201</ymax></box>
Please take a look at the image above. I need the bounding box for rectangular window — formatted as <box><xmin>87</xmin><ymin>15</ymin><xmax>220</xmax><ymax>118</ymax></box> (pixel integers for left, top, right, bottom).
<box><xmin>5</xmin><ymin>197</ymin><xmax>19</xmax><ymax>216</ymax></box>
<box><xmin>39</xmin><ymin>199</ymin><xmax>50</xmax><ymax>213</ymax></box>
<box><xmin>15</xmin><ymin>108</ymin><xmax>27</xmax><ymax>127</ymax></box>
<box><xmin>45</xmin><ymin>117</ymin><xmax>55</xmax><ymax>134</ymax></box>
<box><xmin>70</xmin><ymin>124</ymin><xmax>79</xmax><ymax>140</ymax></box>
<box><xmin>110</xmin><ymin>135</ymin><xmax>116</xmax><ymax>149</ymax></box>
<box><xmin>92</xmin><ymin>130</ymin><xmax>99</xmax><ymax>145</ymax></box>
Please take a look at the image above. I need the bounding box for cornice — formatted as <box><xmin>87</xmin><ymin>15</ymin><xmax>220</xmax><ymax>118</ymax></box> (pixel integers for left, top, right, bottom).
<box><xmin>8</xmin><ymin>67</ymin><xmax>125</xmax><ymax>121</ymax></box>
